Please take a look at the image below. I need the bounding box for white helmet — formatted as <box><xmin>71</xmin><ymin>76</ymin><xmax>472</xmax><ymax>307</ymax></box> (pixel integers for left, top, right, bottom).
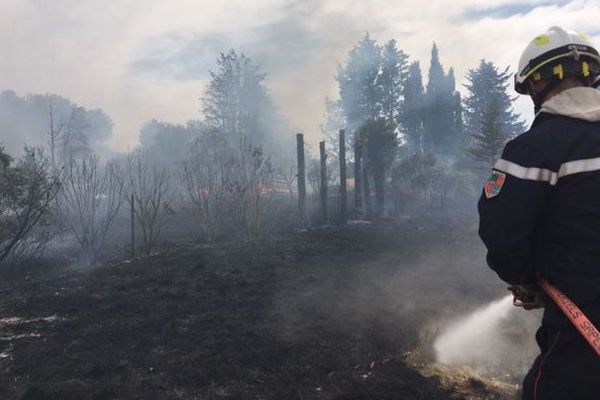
<box><xmin>515</xmin><ymin>26</ymin><xmax>600</xmax><ymax>95</ymax></box>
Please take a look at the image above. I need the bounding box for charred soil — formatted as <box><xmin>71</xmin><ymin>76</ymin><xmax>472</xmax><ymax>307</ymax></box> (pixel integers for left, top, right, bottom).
<box><xmin>0</xmin><ymin>218</ymin><xmax>526</xmax><ymax>399</ymax></box>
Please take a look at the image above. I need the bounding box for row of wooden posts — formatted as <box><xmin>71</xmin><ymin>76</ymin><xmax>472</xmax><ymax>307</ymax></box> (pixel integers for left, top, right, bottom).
<box><xmin>297</xmin><ymin>129</ymin><xmax>367</xmax><ymax>226</ymax></box>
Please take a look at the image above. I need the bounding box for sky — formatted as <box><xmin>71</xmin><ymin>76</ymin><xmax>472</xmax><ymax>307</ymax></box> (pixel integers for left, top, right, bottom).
<box><xmin>1</xmin><ymin>0</ymin><xmax>599</xmax><ymax>152</ymax></box>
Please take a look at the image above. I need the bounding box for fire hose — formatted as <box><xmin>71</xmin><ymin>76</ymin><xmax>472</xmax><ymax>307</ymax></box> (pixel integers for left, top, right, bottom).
<box><xmin>511</xmin><ymin>280</ymin><xmax>600</xmax><ymax>358</ymax></box>
<box><xmin>538</xmin><ymin>279</ymin><xmax>600</xmax><ymax>358</ymax></box>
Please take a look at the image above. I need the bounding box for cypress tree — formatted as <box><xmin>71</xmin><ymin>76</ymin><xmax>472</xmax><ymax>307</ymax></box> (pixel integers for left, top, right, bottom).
<box><xmin>422</xmin><ymin>43</ymin><xmax>460</xmax><ymax>158</ymax></box>
<box><xmin>401</xmin><ymin>61</ymin><xmax>425</xmax><ymax>153</ymax></box>
<box><xmin>426</xmin><ymin>43</ymin><xmax>445</xmax><ymax>96</ymax></box>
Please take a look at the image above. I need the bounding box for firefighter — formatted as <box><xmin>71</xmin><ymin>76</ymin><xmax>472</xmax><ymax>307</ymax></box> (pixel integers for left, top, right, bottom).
<box><xmin>478</xmin><ymin>26</ymin><xmax>600</xmax><ymax>399</ymax></box>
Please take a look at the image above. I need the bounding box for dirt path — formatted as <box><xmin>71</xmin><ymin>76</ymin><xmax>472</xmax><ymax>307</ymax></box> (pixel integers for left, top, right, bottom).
<box><xmin>0</xmin><ymin>219</ymin><xmax>528</xmax><ymax>399</ymax></box>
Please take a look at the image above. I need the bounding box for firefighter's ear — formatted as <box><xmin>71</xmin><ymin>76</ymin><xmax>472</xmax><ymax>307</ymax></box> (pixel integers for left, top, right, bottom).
<box><xmin>528</xmin><ymin>79</ymin><xmax>547</xmax><ymax>97</ymax></box>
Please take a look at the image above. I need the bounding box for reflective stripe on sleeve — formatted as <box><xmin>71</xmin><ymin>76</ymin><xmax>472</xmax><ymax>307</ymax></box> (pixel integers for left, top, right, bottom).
<box><xmin>558</xmin><ymin>158</ymin><xmax>600</xmax><ymax>179</ymax></box>
<box><xmin>494</xmin><ymin>157</ymin><xmax>600</xmax><ymax>185</ymax></box>
<box><xmin>493</xmin><ymin>159</ymin><xmax>558</xmax><ymax>184</ymax></box>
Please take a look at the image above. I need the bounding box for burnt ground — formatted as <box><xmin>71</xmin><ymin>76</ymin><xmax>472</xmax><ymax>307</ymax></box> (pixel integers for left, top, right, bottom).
<box><xmin>0</xmin><ymin>218</ymin><xmax>533</xmax><ymax>399</ymax></box>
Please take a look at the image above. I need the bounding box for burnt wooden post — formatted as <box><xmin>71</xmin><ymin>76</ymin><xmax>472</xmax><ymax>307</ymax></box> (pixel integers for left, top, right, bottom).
<box><xmin>296</xmin><ymin>133</ymin><xmax>306</xmax><ymax>224</ymax></box>
<box><xmin>362</xmin><ymin>137</ymin><xmax>372</xmax><ymax>217</ymax></box>
<box><xmin>130</xmin><ymin>194</ymin><xmax>135</xmax><ymax>258</ymax></box>
<box><xmin>319</xmin><ymin>141</ymin><xmax>328</xmax><ymax>225</ymax></box>
<box><xmin>339</xmin><ymin>129</ymin><xmax>347</xmax><ymax>224</ymax></box>
<box><xmin>354</xmin><ymin>131</ymin><xmax>362</xmax><ymax>210</ymax></box>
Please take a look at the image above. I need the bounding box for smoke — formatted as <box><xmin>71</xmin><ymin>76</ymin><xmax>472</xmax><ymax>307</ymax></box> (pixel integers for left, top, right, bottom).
<box><xmin>0</xmin><ymin>90</ymin><xmax>114</xmax><ymax>160</ymax></box>
<box><xmin>128</xmin><ymin>1</ymin><xmax>401</xmax><ymax>148</ymax></box>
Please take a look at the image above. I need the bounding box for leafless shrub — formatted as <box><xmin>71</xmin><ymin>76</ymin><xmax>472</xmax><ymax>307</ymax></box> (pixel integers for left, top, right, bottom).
<box><xmin>121</xmin><ymin>150</ymin><xmax>171</xmax><ymax>255</ymax></box>
<box><xmin>180</xmin><ymin>130</ymin><xmax>275</xmax><ymax>242</ymax></box>
<box><xmin>275</xmin><ymin>164</ymin><xmax>296</xmax><ymax>197</ymax></box>
<box><xmin>180</xmin><ymin>129</ymin><xmax>236</xmax><ymax>241</ymax></box>
<box><xmin>58</xmin><ymin>152</ymin><xmax>123</xmax><ymax>265</ymax></box>
<box><xmin>232</xmin><ymin>142</ymin><xmax>274</xmax><ymax>240</ymax></box>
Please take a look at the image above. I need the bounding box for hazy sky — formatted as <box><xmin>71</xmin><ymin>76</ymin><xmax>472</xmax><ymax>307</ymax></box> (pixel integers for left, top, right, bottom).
<box><xmin>1</xmin><ymin>0</ymin><xmax>598</xmax><ymax>151</ymax></box>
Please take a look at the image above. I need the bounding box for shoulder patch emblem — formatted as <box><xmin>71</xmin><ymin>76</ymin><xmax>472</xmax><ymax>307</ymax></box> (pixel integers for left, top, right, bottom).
<box><xmin>484</xmin><ymin>171</ymin><xmax>506</xmax><ymax>199</ymax></box>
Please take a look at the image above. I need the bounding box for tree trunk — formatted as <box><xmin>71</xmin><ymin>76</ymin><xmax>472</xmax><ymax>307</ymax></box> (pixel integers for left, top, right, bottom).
<box><xmin>373</xmin><ymin>166</ymin><xmax>385</xmax><ymax>217</ymax></box>
<box><xmin>130</xmin><ymin>194</ymin><xmax>135</xmax><ymax>258</ymax></box>
<box><xmin>354</xmin><ymin>131</ymin><xmax>362</xmax><ymax>211</ymax></box>
<box><xmin>296</xmin><ymin>133</ymin><xmax>306</xmax><ymax>225</ymax></box>
<box><xmin>362</xmin><ymin>138</ymin><xmax>372</xmax><ymax>218</ymax></box>
<box><xmin>319</xmin><ymin>141</ymin><xmax>328</xmax><ymax>225</ymax></box>
<box><xmin>339</xmin><ymin>129</ymin><xmax>347</xmax><ymax>224</ymax></box>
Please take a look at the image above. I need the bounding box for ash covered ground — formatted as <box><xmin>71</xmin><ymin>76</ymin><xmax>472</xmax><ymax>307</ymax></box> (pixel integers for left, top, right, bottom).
<box><xmin>0</xmin><ymin>218</ymin><xmax>539</xmax><ymax>399</ymax></box>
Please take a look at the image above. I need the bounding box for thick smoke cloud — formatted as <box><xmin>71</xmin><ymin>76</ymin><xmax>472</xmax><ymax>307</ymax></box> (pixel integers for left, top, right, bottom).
<box><xmin>0</xmin><ymin>91</ymin><xmax>113</xmax><ymax>158</ymax></box>
<box><xmin>130</xmin><ymin>1</ymin><xmax>339</xmax><ymax>82</ymax></box>
<box><xmin>2</xmin><ymin>1</ymin><xmax>599</xmax><ymax>150</ymax></box>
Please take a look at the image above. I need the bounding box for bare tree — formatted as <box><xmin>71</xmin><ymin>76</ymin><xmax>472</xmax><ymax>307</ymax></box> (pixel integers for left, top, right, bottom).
<box><xmin>0</xmin><ymin>147</ymin><xmax>59</xmax><ymax>265</ymax></box>
<box><xmin>121</xmin><ymin>150</ymin><xmax>171</xmax><ymax>255</ymax></box>
<box><xmin>233</xmin><ymin>142</ymin><xmax>273</xmax><ymax>240</ymax></box>
<box><xmin>47</xmin><ymin>99</ymin><xmax>64</xmax><ymax>171</ymax></box>
<box><xmin>180</xmin><ymin>130</ymin><xmax>274</xmax><ymax>242</ymax></box>
<box><xmin>180</xmin><ymin>129</ymin><xmax>235</xmax><ymax>241</ymax></box>
<box><xmin>275</xmin><ymin>164</ymin><xmax>296</xmax><ymax>197</ymax></box>
<box><xmin>58</xmin><ymin>152</ymin><xmax>123</xmax><ymax>265</ymax></box>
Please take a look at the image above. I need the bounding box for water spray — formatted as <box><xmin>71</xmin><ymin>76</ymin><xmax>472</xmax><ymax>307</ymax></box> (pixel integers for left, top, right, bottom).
<box><xmin>433</xmin><ymin>279</ymin><xmax>600</xmax><ymax>372</ymax></box>
<box><xmin>433</xmin><ymin>295</ymin><xmax>515</xmax><ymax>367</ymax></box>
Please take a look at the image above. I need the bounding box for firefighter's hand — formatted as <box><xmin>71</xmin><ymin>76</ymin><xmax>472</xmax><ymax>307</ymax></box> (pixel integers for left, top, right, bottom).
<box><xmin>508</xmin><ymin>285</ymin><xmax>545</xmax><ymax>310</ymax></box>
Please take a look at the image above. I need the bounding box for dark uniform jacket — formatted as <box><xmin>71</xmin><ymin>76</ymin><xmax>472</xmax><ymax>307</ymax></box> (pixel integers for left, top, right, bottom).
<box><xmin>479</xmin><ymin>86</ymin><xmax>600</xmax><ymax>329</ymax></box>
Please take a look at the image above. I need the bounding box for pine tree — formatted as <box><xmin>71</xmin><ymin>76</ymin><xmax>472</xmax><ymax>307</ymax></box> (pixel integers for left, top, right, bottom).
<box><xmin>467</xmin><ymin>99</ymin><xmax>506</xmax><ymax>167</ymax></box>
<box><xmin>401</xmin><ymin>62</ymin><xmax>425</xmax><ymax>153</ymax></box>
<box><xmin>377</xmin><ymin>39</ymin><xmax>409</xmax><ymax>129</ymax></box>
<box><xmin>463</xmin><ymin>60</ymin><xmax>525</xmax><ymax>141</ymax></box>
<box><xmin>336</xmin><ymin>33</ymin><xmax>382</xmax><ymax>133</ymax></box>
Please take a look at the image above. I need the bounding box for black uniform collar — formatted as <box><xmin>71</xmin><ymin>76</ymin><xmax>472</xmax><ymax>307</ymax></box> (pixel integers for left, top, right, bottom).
<box><xmin>531</xmin><ymin>112</ymin><xmax>556</xmax><ymax>129</ymax></box>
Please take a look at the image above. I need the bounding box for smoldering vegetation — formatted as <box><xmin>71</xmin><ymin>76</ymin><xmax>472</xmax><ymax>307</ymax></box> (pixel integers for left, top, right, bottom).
<box><xmin>271</xmin><ymin>225</ymin><xmax>540</xmax><ymax>383</ymax></box>
<box><xmin>0</xmin><ymin>32</ymin><xmax>537</xmax><ymax>399</ymax></box>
